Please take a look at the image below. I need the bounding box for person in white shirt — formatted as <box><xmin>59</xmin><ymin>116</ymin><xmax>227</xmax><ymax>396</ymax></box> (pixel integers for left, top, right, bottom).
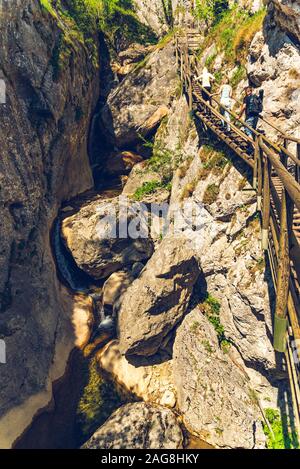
<box><xmin>195</xmin><ymin>66</ymin><xmax>215</xmax><ymax>105</ymax></box>
<box><xmin>218</xmin><ymin>78</ymin><xmax>233</xmax><ymax>131</ymax></box>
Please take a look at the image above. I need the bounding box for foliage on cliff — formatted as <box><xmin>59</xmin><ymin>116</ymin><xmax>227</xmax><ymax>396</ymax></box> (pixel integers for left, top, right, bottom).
<box><xmin>198</xmin><ymin>5</ymin><xmax>266</xmax><ymax>86</ymax></box>
<box><xmin>40</xmin><ymin>0</ymin><xmax>156</xmax><ymax>54</ymax></box>
<box><xmin>76</xmin><ymin>357</ymin><xmax>125</xmax><ymax>443</ymax></box>
<box><xmin>194</xmin><ymin>0</ymin><xmax>229</xmax><ymax>26</ymax></box>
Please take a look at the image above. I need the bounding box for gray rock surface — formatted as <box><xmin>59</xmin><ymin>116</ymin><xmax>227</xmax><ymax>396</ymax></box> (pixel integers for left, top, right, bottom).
<box><xmin>0</xmin><ymin>0</ymin><xmax>98</xmax><ymax>446</ymax></box>
<box><xmin>61</xmin><ymin>196</ymin><xmax>154</xmax><ymax>279</ymax></box>
<box><xmin>100</xmin><ymin>41</ymin><xmax>178</xmax><ymax>148</ymax></box>
<box><xmin>173</xmin><ymin>308</ymin><xmax>266</xmax><ymax>448</ymax></box>
<box><xmin>82</xmin><ymin>402</ymin><xmax>183</xmax><ymax>449</ymax></box>
<box><xmin>247</xmin><ymin>2</ymin><xmax>300</xmax><ymax>143</ymax></box>
<box><xmin>117</xmin><ymin>236</ymin><xmax>201</xmax><ymax>356</ymax></box>
<box><xmin>103</xmin><ymin>271</ymin><xmax>134</xmax><ymax>308</ymax></box>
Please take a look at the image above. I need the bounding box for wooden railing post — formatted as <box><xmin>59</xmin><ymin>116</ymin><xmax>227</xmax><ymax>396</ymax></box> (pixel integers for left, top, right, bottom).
<box><xmin>262</xmin><ymin>153</ymin><xmax>271</xmax><ymax>250</ymax></box>
<box><xmin>273</xmin><ymin>188</ymin><xmax>293</xmax><ymax>352</ymax></box>
<box><xmin>296</xmin><ymin>143</ymin><xmax>300</xmax><ymax>183</ymax></box>
<box><xmin>281</xmin><ymin>137</ymin><xmax>288</xmax><ymax>168</ymax></box>
<box><xmin>257</xmin><ymin>139</ymin><xmax>263</xmax><ymax>211</ymax></box>
<box><xmin>253</xmin><ymin>136</ymin><xmax>259</xmax><ymax>189</ymax></box>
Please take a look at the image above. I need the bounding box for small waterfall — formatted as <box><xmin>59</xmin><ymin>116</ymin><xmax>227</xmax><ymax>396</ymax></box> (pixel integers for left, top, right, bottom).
<box><xmin>52</xmin><ymin>217</ymin><xmax>94</xmax><ymax>293</ymax></box>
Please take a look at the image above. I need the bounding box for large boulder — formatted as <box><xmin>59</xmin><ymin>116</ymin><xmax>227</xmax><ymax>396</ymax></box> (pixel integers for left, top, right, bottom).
<box><xmin>98</xmin><ymin>341</ymin><xmax>176</xmax><ymax>408</ymax></box>
<box><xmin>117</xmin><ymin>236</ymin><xmax>201</xmax><ymax>356</ymax></box>
<box><xmin>61</xmin><ymin>196</ymin><xmax>154</xmax><ymax>279</ymax></box>
<box><xmin>82</xmin><ymin>402</ymin><xmax>183</xmax><ymax>449</ymax></box>
<box><xmin>102</xmin><ymin>271</ymin><xmax>134</xmax><ymax>309</ymax></box>
<box><xmin>100</xmin><ymin>41</ymin><xmax>178</xmax><ymax>149</ymax></box>
<box><xmin>173</xmin><ymin>308</ymin><xmax>266</xmax><ymax>449</ymax></box>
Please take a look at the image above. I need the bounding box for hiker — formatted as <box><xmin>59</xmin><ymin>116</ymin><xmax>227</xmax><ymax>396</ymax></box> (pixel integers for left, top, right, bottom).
<box><xmin>195</xmin><ymin>66</ymin><xmax>215</xmax><ymax>105</ymax></box>
<box><xmin>218</xmin><ymin>78</ymin><xmax>233</xmax><ymax>131</ymax></box>
<box><xmin>239</xmin><ymin>86</ymin><xmax>264</xmax><ymax>140</ymax></box>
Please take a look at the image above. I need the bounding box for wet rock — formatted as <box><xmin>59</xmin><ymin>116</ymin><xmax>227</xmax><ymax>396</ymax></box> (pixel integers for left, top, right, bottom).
<box><xmin>116</xmin><ymin>236</ymin><xmax>201</xmax><ymax>356</ymax></box>
<box><xmin>82</xmin><ymin>402</ymin><xmax>183</xmax><ymax>449</ymax></box>
<box><xmin>61</xmin><ymin>197</ymin><xmax>154</xmax><ymax>279</ymax></box>
<box><xmin>98</xmin><ymin>340</ymin><xmax>176</xmax><ymax>407</ymax></box>
<box><xmin>69</xmin><ymin>294</ymin><xmax>94</xmax><ymax>349</ymax></box>
<box><xmin>173</xmin><ymin>308</ymin><xmax>266</xmax><ymax>449</ymax></box>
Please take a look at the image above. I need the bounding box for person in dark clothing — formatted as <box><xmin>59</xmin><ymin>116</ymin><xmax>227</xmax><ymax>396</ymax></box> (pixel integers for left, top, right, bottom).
<box><xmin>239</xmin><ymin>86</ymin><xmax>263</xmax><ymax>140</ymax></box>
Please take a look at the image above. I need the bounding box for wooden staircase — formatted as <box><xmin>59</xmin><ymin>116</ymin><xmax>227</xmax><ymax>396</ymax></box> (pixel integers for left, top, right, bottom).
<box><xmin>175</xmin><ymin>30</ymin><xmax>300</xmax><ymax>434</ymax></box>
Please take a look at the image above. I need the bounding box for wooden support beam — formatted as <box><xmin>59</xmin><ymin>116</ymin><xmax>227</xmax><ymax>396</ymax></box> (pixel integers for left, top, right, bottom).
<box><xmin>262</xmin><ymin>154</ymin><xmax>271</xmax><ymax>250</ymax></box>
<box><xmin>296</xmin><ymin>143</ymin><xmax>300</xmax><ymax>184</ymax></box>
<box><xmin>253</xmin><ymin>136</ymin><xmax>259</xmax><ymax>189</ymax></box>
<box><xmin>257</xmin><ymin>141</ymin><xmax>263</xmax><ymax>211</ymax></box>
<box><xmin>274</xmin><ymin>189</ymin><xmax>293</xmax><ymax>352</ymax></box>
<box><xmin>260</xmin><ymin>140</ymin><xmax>300</xmax><ymax>211</ymax></box>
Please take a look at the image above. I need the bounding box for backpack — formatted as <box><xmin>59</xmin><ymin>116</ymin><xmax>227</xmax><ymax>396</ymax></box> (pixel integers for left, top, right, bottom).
<box><xmin>247</xmin><ymin>94</ymin><xmax>263</xmax><ymax>116</ymax></box>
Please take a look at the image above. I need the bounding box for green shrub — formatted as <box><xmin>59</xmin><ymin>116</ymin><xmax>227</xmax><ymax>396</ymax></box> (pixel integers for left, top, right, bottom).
<box><xmin>199</xmin><ymin>6</ymin><xmax>266</xmax><ymax>65</ymax></box>
<box><xmin>199</xmin><ymin>293</ymin><xmax>230</xmax><ymax>351</ymax></box>
<box><xmin>133</xmin><ymin>180</ymin><xmax>163</xmax><ymax>201</ymax></box>
<box><xmin>76</xmin><ymin>357</ymin><xmax>123</xmax><ymax>441</ymax></box>
<box><xmin>262</xmin><ymin>408</ymin><xmax>299</xmax><ymax>449</ymax></box>
<box><xmin>194</xmin><ymin>0</ymin><xmax>229</xmax><ymax>27</ymax></box>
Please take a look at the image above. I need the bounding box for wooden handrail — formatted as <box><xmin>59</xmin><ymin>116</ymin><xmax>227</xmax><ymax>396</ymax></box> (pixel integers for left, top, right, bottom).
<box><xmin>192</xmin><ymin>89</ymin><xmax>255</xmax><ymax>148</ymax></box>
<box><xmin>187</xmin><ymin>50</ymin><xmax>299</xmax><ymax>146</ymax></box>
<box><xmin>260</xmin><ymin>140</ymin><xmax>300</xmax><ymax>211</ymax></box>
<box><xmin>175</xmin><ymin>29</ymin><xmax>300</xmax><ymax>435</ymax></box>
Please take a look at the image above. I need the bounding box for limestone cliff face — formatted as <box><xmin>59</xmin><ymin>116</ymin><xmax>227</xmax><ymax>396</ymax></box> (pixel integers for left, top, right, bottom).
<box><xmin>134</xmin><ymin>0</ymin><xmax>167</xmax><ymax>34</ymax></box>
<box><xmin>247</xmin><ymin>0</ymin><xmax>300</xmax><ymax>140</ymax></box>
<box><xmin>271</xmin><ymin>0</ymin><xmax>300</xmax><ymax>43</ymax></box>
<box><xmin>0</xmin><ymin>0</ymin><xmax>98</xmax><ymax>447</ymax></box>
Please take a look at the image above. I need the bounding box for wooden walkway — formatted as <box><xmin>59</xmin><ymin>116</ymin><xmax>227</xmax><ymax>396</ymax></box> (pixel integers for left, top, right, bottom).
<box><xmin>175</xmin><ymin>30</ymin><xmax>300</xmax><ymax>433</ymax></box>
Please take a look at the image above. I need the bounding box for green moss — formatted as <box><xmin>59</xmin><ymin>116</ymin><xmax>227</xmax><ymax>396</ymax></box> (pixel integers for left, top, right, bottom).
<box><xmin>203</xmin><ymin>183</ymin><xmax>220</xmax><ymax>205</ymax></box>
<box><xmin>190</xmin><ymin>321</ymin><xmax>201</xmax><ymax>334</ymax></box>
<box><xmin>133</xmin><ymin>180</ymin><xmax>163</xmax><ymax>201</ymax></box>
<box><xmin>262</xmin><ymin>408</ymin><xmax>299</xmax><ymax>449</ymax></box>
<box><xmin>76</xmin><ymin>357</ymin><xmax>123</xmax><ymax>440</ymax></box>
<box><xmin>141</xmin><ymin>136</ymin><xmax>183</xmax><ymax>185</ymax></box>
<box><xmin>202</xmin><ymin>339</ymin><xmax>213</xmax><ymax>354</ymax></box>
<box><xmin>200</xmin><ymin>293</ymin><xmax>230</xmax><ymax>350</ymax></box>
<box><xmin>198</xmin><ymin>6</ymin><xmax>266</xmax><ymax>68</ymax></box>
<box><xmin>203</xmin><ymin>150</ymin><xmax>228</xmax><ymax>173</ymax></box>
<box><xmin>205</xmin><ymin>53</ymin><xmax>217</xmax><ymax>69</ymax></box>
<box><xmin>230</xmin><ymin>64</ymin><xmax>247</xmax><ymax>88</ymax></box>
<box><xmin>40</xmin><ymin>0</ymin><xmax>157</xmax><ymax>72</ymax></box>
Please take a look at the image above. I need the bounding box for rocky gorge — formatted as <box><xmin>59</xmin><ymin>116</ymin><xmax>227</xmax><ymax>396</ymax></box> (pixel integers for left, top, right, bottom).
<box><xmin>0</xmin><ymin>0</ymin><xmax>299</xmax><ymax>450</ymax></box>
